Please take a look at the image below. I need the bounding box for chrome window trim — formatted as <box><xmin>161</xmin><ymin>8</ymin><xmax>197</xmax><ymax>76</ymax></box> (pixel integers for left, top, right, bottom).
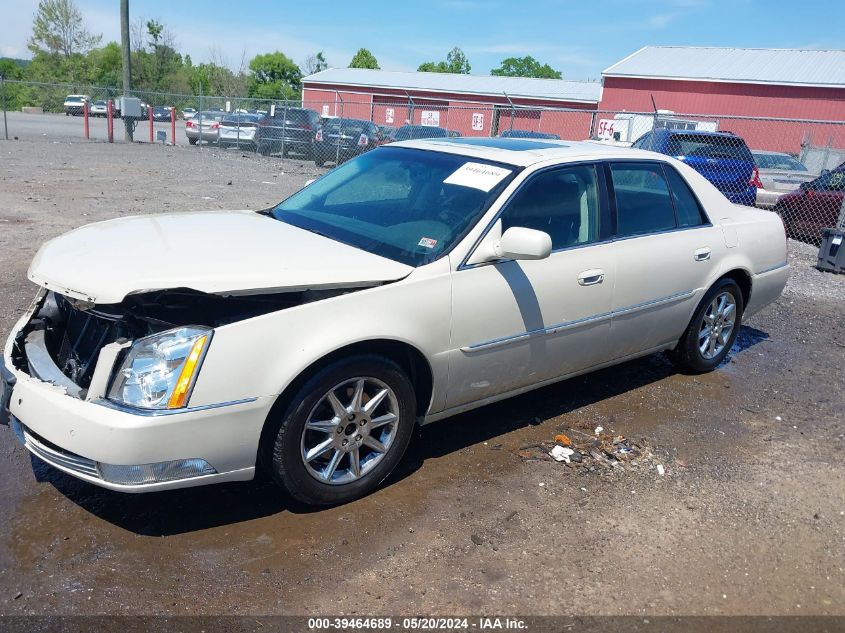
<box><xmin>94</xmin><ymin>397</ymin><xmax>258</xmax><ymax>417</ymax></box>
<box><xmin>461</xmin><ymin>289</ymin><xmax>695</xmax><ymax>353</ymax></box>
<box><xmin>458</xmin><ymin>158</ymin><xmax>714</xmax><ymax>272</ymax></box>
<box><xmin>608</xmin><ymin>222</ymin><xmax>714</xmax><ymax>244</ymax></box>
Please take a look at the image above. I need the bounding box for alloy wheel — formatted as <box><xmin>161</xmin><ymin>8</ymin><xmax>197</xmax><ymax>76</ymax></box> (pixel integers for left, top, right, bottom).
<box><xmin>698</xmin><ymin>291</ymin><xmax>737</xmax><ymax>360</ymax></box>
<box><xmin>300</xmin><ymin>377</ymin><xmax>400</xmax><ymax>485</ymax></box>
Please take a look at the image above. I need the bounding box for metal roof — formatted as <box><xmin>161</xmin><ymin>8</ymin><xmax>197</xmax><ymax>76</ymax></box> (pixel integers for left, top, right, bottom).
<box><xmin>302</xmin><ymin>68</ymin><xmax>602</xmax><ymax>103</ymax></box>
<box><xmin>603</xmin><ymin>46</ymin><xmax>845</xmax><ymax>88</ymax></box>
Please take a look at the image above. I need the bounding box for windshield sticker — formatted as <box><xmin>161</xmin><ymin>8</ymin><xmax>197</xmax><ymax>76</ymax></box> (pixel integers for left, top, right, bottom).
<box><xmin>418</xmin><ymin>237</ymin><xmax>438</xmax><ymax>249</ymax></box>
<box><xmin>444</xmin><ymin>162</ymin><xmax>512</xmax><ymax>192</ymax></box>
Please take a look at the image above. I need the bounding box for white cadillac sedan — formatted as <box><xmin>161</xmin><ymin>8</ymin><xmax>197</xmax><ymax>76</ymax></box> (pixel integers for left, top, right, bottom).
<box><xmin>1</xmin><ymin>138</ymin><xmax>789</xmax><ymax>505</ymax></box>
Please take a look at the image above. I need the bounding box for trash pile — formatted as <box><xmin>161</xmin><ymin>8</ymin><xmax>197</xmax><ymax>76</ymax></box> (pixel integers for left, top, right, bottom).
<box><xmin>514</xmin><ymin>426</ymin><xmax>659</xmax><ymax>474</ymax></box>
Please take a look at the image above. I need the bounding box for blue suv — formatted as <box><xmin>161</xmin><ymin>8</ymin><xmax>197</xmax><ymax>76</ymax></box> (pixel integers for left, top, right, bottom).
<box><xmin>632</xmin><ymin>129</ymin><xmax>758</xmax><ymax>206</ymax></box>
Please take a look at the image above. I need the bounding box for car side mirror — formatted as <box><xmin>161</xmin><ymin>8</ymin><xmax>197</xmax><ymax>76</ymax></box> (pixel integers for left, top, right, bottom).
<box><xmin>494</xmin><ymin>227</ymin><xmax>552</xmax><ymax>261</ymax></box>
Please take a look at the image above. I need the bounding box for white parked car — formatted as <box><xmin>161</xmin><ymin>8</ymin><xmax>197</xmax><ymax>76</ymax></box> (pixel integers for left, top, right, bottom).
<box><xmin>1</xmin><ymin>139</ymin><xmax>789</xmax><ymax>505</ymax></box>
<box><xmin>89</xmin><ymin>100</ymin><xmax>109</xmax><ymax>117</ymax></box>
<box><xmin>63</xmin><ymin>94</ymin><xmax>91</xmax><ymax>116</ymax></box>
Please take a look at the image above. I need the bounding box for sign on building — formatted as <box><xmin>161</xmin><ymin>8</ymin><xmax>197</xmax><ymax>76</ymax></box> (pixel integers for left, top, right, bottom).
<box><xmin>421</xmin><ymin>110</ymin><xmax>440</xmax><ymax>127</ymax></box>
<box><xmin>385</xmin><ymin>108</ymin><xmax>394</xmax><ymax>124</ymax></box>
<box><xmin>322</xmin><ymin>104</ymin><xmax>330</xmax><ymax>117</ymax></box>
<box><xmin>471</xmin><ymin>113</ymin><xmax>484</xmax><ymax>131</ymax></box>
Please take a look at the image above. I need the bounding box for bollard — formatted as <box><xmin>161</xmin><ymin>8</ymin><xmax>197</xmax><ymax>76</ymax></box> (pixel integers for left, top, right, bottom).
<box><xmin>170</xmin><ymin>107</ymin><xmax>176</xmax><ymax>145</ymax></box>
<box><xmin>83</xmin><ymin>100</ymin><xmax>89</xmax><ymax>139</ymax></box>
<box><xmin>107</xmin><ymin>100</ymin><xmax>114</xmax><ymax>143</ymax></box>
<box><xmin>148</xmin><ymin>105</ymin><xmax>154</xmax><ymax>143</ymax></box>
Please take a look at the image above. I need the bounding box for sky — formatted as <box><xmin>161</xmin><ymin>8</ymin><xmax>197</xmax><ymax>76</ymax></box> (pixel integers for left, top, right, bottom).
<box><xmin>1</xmin><ymin>0</ymin><xmax>843</xmax><ymax>79</ymax></box>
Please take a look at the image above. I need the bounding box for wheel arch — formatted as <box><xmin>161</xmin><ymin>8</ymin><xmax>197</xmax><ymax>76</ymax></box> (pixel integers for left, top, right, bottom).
<box><xmin>256</xmin><ymin>338</ymin><xmax>434</xmax><ymax>469</ymax></box>
<box><xmin>718</xmin><ymin>267</ymin><xmax>752</xmax><ymax>309</ymax></box>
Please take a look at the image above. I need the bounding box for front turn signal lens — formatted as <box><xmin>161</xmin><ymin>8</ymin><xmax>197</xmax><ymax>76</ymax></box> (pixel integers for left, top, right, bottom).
<box><xmin>167</xmin><ymin>334</ymin><xmax>208</xmax><ymax>409</ymax></box>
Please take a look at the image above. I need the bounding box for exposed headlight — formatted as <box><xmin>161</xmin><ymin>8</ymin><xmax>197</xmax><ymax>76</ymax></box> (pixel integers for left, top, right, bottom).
<box><xmin>107</xmin><ymin>327</ymin><xmax>212</xmax><ymax>410</ymax></box>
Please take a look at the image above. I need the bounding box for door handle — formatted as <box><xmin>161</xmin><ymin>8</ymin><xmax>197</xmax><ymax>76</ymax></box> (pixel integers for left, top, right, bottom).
<box><xmin>578</xmin><ymin>269</ymin><xmax>605</xmax><ymax>286</ymax></box>
<box><xmin>694</xmin><ymin>247</ymin><xmax>712</xmax><ymax>261</ymax></box>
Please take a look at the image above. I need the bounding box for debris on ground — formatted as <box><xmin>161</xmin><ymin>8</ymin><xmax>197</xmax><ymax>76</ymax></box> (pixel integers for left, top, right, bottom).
<box><xmin>513</xmin><ymin>427</ymin><xmax>655</xmax><ymax>473</ymax></box>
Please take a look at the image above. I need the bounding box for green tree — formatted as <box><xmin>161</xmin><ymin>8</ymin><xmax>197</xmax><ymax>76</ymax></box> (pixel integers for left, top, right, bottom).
<box><xmin>418</xmin><ymin>47</ymin><xmax>470</xmax><ymax>74</ymax></box>
<box><xmin>248</xmin><ymin>51</ymin><xmax>302</xmax><ymax>100</ymax></box>
<box><xmin>0</xmin><ymin>60</ymin><xmax>27</xmax><ymax>110</ymax></box>
<box><xmin>305</xmin><ymin>51</ymin><xmax>328</xmax><ymax>74</ymax></box>
<box><xmin>86</xmin><ymin>41</ymin><xmax>123</xmax><ymax>86</ymax></box>
<box><xmin>349</xmin><ymin>48</ymin><xmax>379</xmax><ymax>70</ymax></box>
<box><xmin>190</xmin><ymin>62</ymin><xmax>246</xmax><ymax>96</ymax></box>
<box><xmin>491</xmin><ymin>56</ymin><xmax>561</xmax><ymax>79</ymax></box>
<box><xmin>28</xmin><ymin>0</ymin><xmax>101</xmax><ymax>58</ymax></box>
<box><xmin>26</xmin><ymin>0</ymin><xmax>101</xmax><ymax>83</ymax></box>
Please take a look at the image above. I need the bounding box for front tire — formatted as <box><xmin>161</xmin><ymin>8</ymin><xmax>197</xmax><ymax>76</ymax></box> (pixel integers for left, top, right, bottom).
<box><xmin>668</xmin><ymin>279</ymin><xmax>744</xmax><ymax>373</ymax></box>
<box><xmin>267</xmin><ymin>355</ymin><xmax>416</xmax><ymax>506</ymax></box>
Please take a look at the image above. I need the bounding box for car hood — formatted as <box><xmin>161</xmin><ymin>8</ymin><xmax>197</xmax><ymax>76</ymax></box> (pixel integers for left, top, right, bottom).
<box><xmin>28</xmin><ymin>210</ymin><xmax>413</xmax><ymax>304</ymax></box>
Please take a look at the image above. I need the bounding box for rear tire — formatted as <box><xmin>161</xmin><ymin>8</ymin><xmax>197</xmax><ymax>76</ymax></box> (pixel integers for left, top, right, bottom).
<box><xmin>667</xmin><ymin>279</ymin><xmax>744</xmax><ymax>374</ymax></box>
<box><xmin>188</xmin><ymin>137</ymin><xmax>197</xmax><ymax>145</ymax></box>
<box><xmin>266</xmin><ymin>355</ymin><xmax>416</xmax><ymax>506</ymax></box>
<box><xmin>774</xmin><ymin>203</ymin><xmax>794</xmax><ymax>240</ymax></box>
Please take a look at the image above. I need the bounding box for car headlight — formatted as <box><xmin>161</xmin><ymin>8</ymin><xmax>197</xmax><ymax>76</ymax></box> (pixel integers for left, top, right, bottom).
<box><xmin>107</xmin><ymin>327</ymin><xmax>212</xmax><ymax>410</ymax></box>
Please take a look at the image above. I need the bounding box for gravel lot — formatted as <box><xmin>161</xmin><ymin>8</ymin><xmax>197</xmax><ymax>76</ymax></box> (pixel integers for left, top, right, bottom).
<box><xmin>0</xmin><ymin>139</ymin><xmax>843</xmax><ymax>620</ymax></box>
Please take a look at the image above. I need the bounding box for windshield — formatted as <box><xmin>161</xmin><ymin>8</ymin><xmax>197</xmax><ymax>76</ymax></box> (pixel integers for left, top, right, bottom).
<box><xmin>270</xmin><ymin>147</ymin><xmax>517</xmax><ymax>267</ymax></box>
<box><xmin>393</xmin><ymin>126</ymin><xmax>448</xmax><ymax>141</ymax></box>
<box><xmin>753</xmin><ymin>153</ymin><xmax>808</xmax><ymax>171</ymax></box>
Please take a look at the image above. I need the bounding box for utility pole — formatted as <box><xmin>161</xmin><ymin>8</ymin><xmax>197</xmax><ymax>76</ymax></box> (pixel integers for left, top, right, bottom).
<box><xmin>121</xmin><ymin>0</ymin><xmax>133</xmax><ymax>141</ymax></box>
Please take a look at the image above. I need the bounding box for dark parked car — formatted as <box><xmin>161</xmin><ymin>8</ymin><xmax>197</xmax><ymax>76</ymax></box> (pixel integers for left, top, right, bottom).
<box><xmin>774</xmin><ymin>163</ymin><xmax>845</xmax><ymax>245</ymax></box>
<box><xmin>314</xmin><ymin>118</ymin><xmax>381</xmax><ymax>166</ymax></box>
<box><xmin>151</xmin><ymin>106</ymin><xmax>173</xmax><ymax>122</ymax></box>
<box><xmin>632</xmin><ymin>129</ymin><xmax>758</xmax><ymax>206</ymax></box>
<box><xmin>256</xmin><ymin>107</ymin><xmax>321</xmax><ymax>158</ymax></box>
<box><xmin>499</xmin><ymin>129</ymin><xmax>561</xmax><ymax>140</ymax></box>
<box><xmin>390</xmin><ymin>125</ymin><xmax>449</xmax><ymax>141</ymax></box>
<box><xmin>218</xmin><ymin>113</ymin><xmax>264</xmax><ymax>150</ymax></box>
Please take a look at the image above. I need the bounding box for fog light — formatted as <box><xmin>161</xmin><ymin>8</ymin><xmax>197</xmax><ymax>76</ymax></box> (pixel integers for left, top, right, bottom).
<box><xmin>97</xmin><ymin>458</ymin><xmax>216</xmax><ymax>485</ymax></box>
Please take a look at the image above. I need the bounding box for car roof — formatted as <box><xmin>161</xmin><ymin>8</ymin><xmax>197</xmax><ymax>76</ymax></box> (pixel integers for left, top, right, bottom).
<box><xmin>392</xmin><ymin>137</ymin><xmax>663</xmax><ymax>167</ymax></box>
<box><xmin>752</xmin><ymin>150</ymin><xmax>790</xmax><ymax>156</ymax></box>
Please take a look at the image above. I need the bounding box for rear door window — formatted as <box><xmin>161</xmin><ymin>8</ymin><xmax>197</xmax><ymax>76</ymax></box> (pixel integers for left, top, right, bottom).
<box><xmin>610</xmin><ymin>163</ymin><xmax>677</xmax><ymax>237</ymax></box>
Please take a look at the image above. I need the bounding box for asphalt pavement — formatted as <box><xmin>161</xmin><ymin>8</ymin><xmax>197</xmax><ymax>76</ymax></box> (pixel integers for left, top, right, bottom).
<box><xmin>2</xmin><ymin>111</ymin><xmax>193</xmax><ymax>146</ymax></box>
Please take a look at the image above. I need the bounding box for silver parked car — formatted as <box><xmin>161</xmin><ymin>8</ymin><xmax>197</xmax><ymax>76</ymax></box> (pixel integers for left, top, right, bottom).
<box><xmin>185</xmin><ymin>111</ymin><xmax>224</xmax><ymax>145</ymax></box>
<box><xmin>752</xmin><ymin>151</ymin><xmax>817</xmax><ymax>209</ymax></box>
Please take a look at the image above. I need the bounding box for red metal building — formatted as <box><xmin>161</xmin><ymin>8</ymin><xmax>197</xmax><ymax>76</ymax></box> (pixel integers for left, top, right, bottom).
<box><xmin>599</xmin><ymin>46</ymin><xmax>845</xmax><ymax>153</ymax></box>
<box><xmin>301</xmin><ymin>68</ymin><xmax>602</xmax><ymax>138</ymax></box>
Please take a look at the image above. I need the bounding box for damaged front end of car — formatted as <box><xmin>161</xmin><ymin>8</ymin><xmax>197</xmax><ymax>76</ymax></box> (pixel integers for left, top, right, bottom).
<box><xmin>9</xmin><ymin>285</ymin><xmax>360</xmax><ymax>407</ymax></box>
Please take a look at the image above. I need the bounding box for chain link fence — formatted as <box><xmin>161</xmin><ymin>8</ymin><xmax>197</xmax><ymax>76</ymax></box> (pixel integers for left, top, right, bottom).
<box><xmin>3</xmin><ymin>79</ymin><xmax>844</xmax><ymax>246</ymax></box>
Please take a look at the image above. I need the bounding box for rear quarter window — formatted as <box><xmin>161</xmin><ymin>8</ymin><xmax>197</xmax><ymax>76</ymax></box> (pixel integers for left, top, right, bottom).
<box><xmin>664</xmin><ymin>165</ymin><xmax>708</xmax><ymax>227</ymax></box>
